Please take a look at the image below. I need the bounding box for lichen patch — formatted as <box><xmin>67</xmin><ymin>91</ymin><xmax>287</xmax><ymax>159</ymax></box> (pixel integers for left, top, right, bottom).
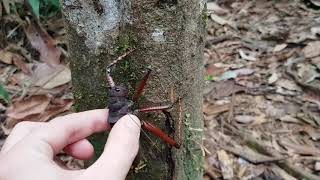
<box><xmin>62</xmin><ymin>0</ymin><xmax>122</xmax><ymax>53</ymax></box>
<box><xmin>152</xmin><ymin>28</ymin><xmax>166</xmax><ymax>42</ymax></box>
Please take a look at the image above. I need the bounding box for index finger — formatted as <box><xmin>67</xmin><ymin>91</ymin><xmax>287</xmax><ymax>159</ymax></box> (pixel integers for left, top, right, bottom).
<box><xmin>28</xmin><ymin>109</ymin><xmax>110</xmax><ymax>155</ymax></box>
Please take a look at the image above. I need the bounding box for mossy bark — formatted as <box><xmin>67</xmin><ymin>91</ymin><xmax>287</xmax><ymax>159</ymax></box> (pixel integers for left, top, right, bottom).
<box><xmin>61</xmin><ymin>0</ymin><xmax>205</xmax><ymax>179</ymax></box>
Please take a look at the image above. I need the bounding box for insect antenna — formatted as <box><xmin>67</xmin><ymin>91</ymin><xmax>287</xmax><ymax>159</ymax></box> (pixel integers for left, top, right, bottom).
<box><xmin>106</xmin><ymin>49</ymin><xmax>135</xmax><ymax>88</ymax></box>
<box><xmin>106</xmin><ymin>67</ymin><xmax>115</xmax><ymax>88</ymax></box>
<box><xmin>107</xmin><ymin>49</ymin><xmax>135</xmax><ymax>70</ymax></box>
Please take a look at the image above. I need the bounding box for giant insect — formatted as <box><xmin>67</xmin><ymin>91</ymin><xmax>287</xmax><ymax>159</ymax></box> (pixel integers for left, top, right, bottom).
<box><xmin>106</xmin><ymin>50</ymin><xmax>180</xmax><ymax>149</ymax></box>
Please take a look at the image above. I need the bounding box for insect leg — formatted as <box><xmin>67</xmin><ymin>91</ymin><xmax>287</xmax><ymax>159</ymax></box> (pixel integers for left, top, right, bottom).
<box><xmin>136</xmin><ymin>104</ymin><xmax>172</xmax><ymax>113</ymax></box>
<box><xmin>133</xmin><ymin>68</ymin><xmax>152</xmax><ymax>102</ymax></box>
<box><xmin>136</xmin><ymin>97</ymin><xmax>182</xmax><ymax>113</ymax></box>
<box><xmin>142</xmin><ymin>121</ymin><xmax>180</xmax><ymax>148</ymax></box>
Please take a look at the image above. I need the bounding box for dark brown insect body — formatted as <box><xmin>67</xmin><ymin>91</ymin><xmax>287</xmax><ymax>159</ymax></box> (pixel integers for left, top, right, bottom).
<box><xmin>106</xmin><ymin>51</ymin><xmax>180</xmax><ymax>148</ymax></box>
<box><xmin>108</xmin><ymin>85</ymin><xmax>132</xmax><ymax>125</ymax></box>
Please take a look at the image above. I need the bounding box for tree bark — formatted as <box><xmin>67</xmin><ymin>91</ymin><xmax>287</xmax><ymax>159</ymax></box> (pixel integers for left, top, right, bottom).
<box><xmin>61</xmin><ymin>0</ymin><xmax>206</xmax><ymax>179</ymax></box>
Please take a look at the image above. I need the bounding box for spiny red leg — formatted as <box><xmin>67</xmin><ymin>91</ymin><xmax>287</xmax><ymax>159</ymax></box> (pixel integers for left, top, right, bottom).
<box><xmin>137</xmin><ymin>97</ymin><xmax>182</xmax><ymax>113</ymax></box>
<box><xmin>137</xmin><ymin>105</ymin><xmax>172</xmax><ymax>113</ymax></box>
<box><xmin>133</xmin><ymin>69</ymin><xmax>151</xmax><ymax>102</ymax></box>
<box><xmin>142</xmin><ymin>121</ymin><xmax>180</xmax><ymax>148</ymax></box>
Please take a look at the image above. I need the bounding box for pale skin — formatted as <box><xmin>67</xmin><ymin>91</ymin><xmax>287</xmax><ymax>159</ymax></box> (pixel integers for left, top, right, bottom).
<box><xmin>0</xmin><ymin>109</ymin><xmax>141</xmax><ymax>180</ymax></box>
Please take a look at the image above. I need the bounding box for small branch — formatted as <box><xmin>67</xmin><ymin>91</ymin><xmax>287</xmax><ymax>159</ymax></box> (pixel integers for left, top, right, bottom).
<box><xmin>227</xmin><ymin>84</ymin><xmax>236</xmax><ymax>123</ymax></box>
<box><xmin>221</xmin><ymin>145</ymin><xmax>287</xmax><ymax>164</ymax></box>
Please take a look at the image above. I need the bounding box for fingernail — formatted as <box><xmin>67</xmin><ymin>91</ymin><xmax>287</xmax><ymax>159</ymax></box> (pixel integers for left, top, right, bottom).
<box><xmin>114</xmin><ymin>114</ymin><xmax>141</xmax><ymax>134</ymax></box>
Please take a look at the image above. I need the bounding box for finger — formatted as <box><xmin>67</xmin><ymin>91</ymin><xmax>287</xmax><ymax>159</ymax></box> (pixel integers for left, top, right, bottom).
<box><xmin>63</xmin><ymin>139</ymin><xmax>94</xmax><ymax>160</ymax></box>
<box><xmin>1</xmin><ymin>121</ymin><xmax>44</xmax><ymax>154</ymax></box>
<box><xmin>79</xmin><ymin>114</ymin><xmax>140</xmax><ymax>180</ymax></box>
<box><xmin>28</xmin><ymin>109</ymin><xmax>110</xmax><ymax>155</ymax></box>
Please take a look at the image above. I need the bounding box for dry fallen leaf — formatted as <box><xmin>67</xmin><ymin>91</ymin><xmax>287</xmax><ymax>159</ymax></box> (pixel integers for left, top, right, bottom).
<box><xmin>12</xmin><ymin>54</ymin><xmax>31</xmax><ymax>75</ymax></box>
<box><xmin>296</xmin><ymin>63</ymin><xmax>320</xmax><ymax>83</ymax></box>
<box><xmin>302</xmin><ymin>41</ymin><xmax>320</xmax><ymax>59</ymax></box>
<box><xmin>0</xmin><ymin>50</ymin><xmax>14</xmax><ymax>64</ymax></box>
<box><xmin>10</xmin><ymin>63</ymin><xmax>71</xmax><ymax>89</ymax></box>
<box><xmin>268</xmin><ymin>73</ymin><xmax>279</xmax><ymax>84</ymax></box>
<box><xmin>276</xmin><ymin>79</ymin><xmax>302</xmax><ymax>92</ymax></box>
<box><xmin>210</xmin><ymin>14</ymin><xmax>236</xmax><ymax>28</ymax></box>
<box><xmin>252</xmin><ymin>114</ymin><xmax>268</xmax><ymax>125</ymax></box>
<box><xmin>10</xmin><ymin>71</ymin><xmax>32</xmax><ymax>86</ymax></box>
<box><xmin>203</xmin><ymin>103</ymin><xmax>230</xmax><ymax>116</ymax></box>
<box><xmin>205</xmin><ymin>80</ymin><xmax>246</xmax><ymax>100</ymax></box>
<box><xmin>32</xmin><ymin>63</ymin><xmax>71</xmax><ymax>89</ymax></box>
<box><xmin>280</xmin><ymin>115</ymin><xmax>302</xmax><ymax>124</ymax></box>
<box><xmin>24</xmin><ymin>20</ymin><xmax>61</xmax><ymax>65</ymax></box>
<box><xmin>207</xmin><ymin>2</ymin><xmax>229</xmax><ymax>15</ymax></box>
<box><xmin>270</xmin><ymin>165</ymin><xmax>297</xmax><ymax>180</ymax></box>
<box><xmin>311</xmin><ymin>26</ymin><xmax>320</xmax><ymax>37</ymax></box>
<box><xmin>217</xmin><ymin>150</ymin><xmax>234</xmax><ymax>179</ymax></box>
<box><xmin>239</xmin><ymin>50</ymin><xmax>257</xmax><ymax>61</ymax></box>
<box><xmin>273</xmin><ymin>44</ymin><xmax>288</xmax><ymax>52</ymax></box>
<box><xmin>5</xmin><ymin>98</ymin><xmax>73</xmax><ymax>129</ymax></box>
<box><xmin>265</xmin><ymin>103</ymin><xmax>286</xmax><ymax>119</ymax></box>
<box><xmin>6</xmin><ymin>95</ymin><xmax>51</xmax><ymax>120</ymax></box>
<box><xmin>58</xmin><ymin>154</ymin><xmax>84</xmax><ymax>170</ymax></box>
<box><xmin>218</xmin><ymin>68</ymin><xmax>254</xmax><ymax>81</ymax></box>
<box><xmin>28</xmin><ymin>85</ymin><xmax>70</xmax><ymax>96</ymax></box>
<box><xmin>311</xmin><ymin>56</ymin><xmax>320</xmax><ymax>69</ymax></box>
<box><xmin>36</xmin><ymin>98</ymin><xmax>73</xmax><ymax>122</ymax></box>
<box><xmin>301</xmin><ymin>126</ymin><xmax>320</xmax><ymax>141</ymax></box>
<box><xmin>206</xmin><ymin>64</ymin><xmax>226</xmax><ymax>77</ymax></box>
<box><xmin>310</xmin><ymin>0</ymin><xmax>320</xmax><ymax>6</ymax></box>
<box><xmin>279</xmin><ymin>139</ymin><xmax>320</xmax><ymax>156</ymax></box>
<box><xmin>315</xmin><ymin>162</ymin><xmax>320</xmax><ymax>171</ymax></box>
<box><xmin>235</xmin><ymin>115</ymin><xmax>255</xmax><ymax>124</ymax></box>
<box><xmin>235</xmin><ymin>114</ymin><xmax>267</xmax><ymax>125</ymax></box>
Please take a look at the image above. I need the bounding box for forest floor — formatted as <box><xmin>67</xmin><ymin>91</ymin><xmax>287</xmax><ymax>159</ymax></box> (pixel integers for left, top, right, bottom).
<box><xmin>0</xmin><ymin>0</ymin><xmax>320</xmax><ymax>179</ymax></box>
<box><xmin>203</xmin><ymin>1</ymin><xmax>320</xmax><ymax>179</ymax></box>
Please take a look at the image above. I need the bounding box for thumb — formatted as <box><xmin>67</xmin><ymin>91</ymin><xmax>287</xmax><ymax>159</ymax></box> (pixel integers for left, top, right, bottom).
<box><xmin>80</xmin><ymin>114</ymin><xmax>141</xmax><ymax>180</ymax></box>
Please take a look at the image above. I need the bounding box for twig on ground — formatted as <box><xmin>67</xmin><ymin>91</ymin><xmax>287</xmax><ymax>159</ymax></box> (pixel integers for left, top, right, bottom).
<box><xmin>221</xmin><ymin>145</ymin><xmax>287</xmax><ymax>164</ymax></box>
<box><xmin>227</xmin><ymin>84</ymin><xmax>236</xmax><ymax>123</ymax></box>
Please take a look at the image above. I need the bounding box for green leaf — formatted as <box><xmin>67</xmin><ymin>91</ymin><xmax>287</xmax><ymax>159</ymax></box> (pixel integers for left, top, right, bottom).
<box><xmin>47</xmin><ymin>0</ymin><xmax>60</xmax><ymax>9</ymax></box>
<box><xmin>28</xmin><ymin>0</ymin><xmax>40</xmax><ymax>17</ymax></box>
<box><xmin>39</xmin><ymin>0</ymin><xmax>61</xmax><ymax>18</ymax></box>
<box><xmin>205</xmin><ymin>75</ymin><xmax>215</xmax><ymax>81</ymax></box>
<box><xmin>0</xmin><ymin>84</ymin><xmax>10</xmax><ymax>103</ymax></box>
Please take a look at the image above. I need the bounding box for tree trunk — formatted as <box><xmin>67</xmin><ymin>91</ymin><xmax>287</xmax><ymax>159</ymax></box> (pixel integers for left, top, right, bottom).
<box><xmin>61</xmin><ymin>0</ymin><xmax>206</xmax><ymax>179</ymax></box>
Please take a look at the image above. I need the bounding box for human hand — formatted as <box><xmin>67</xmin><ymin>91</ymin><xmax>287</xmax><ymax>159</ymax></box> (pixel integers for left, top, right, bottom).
<box><xmin>0</xmin><ymin>109</ymin><xmax>141</xmax><ymax>180</ymax></box>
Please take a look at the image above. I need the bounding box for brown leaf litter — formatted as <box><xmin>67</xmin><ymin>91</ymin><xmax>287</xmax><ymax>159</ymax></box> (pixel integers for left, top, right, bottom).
<box><xmin>204</xmin><ymin>1</ymin><xmax>320</xmax><ymax>179</ymax></box>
